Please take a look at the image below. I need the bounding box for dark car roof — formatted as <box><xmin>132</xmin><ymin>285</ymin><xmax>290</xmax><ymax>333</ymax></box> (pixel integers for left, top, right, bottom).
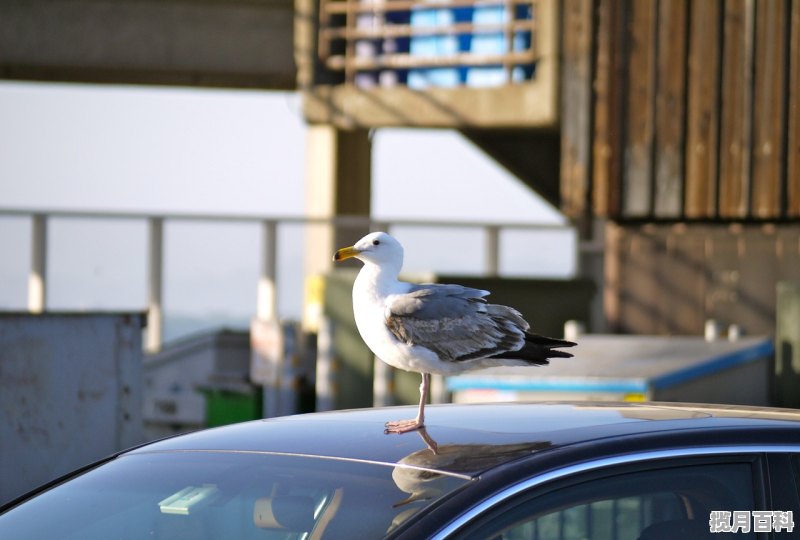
<box><xmin>131</xmin><ymin>402</ymin><xmax>800</xmax><ymax>478</ymax></box>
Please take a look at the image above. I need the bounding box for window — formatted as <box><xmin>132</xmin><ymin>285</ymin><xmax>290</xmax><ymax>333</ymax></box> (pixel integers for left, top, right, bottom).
<box><xmin>0</xmin><ymin>451</ymin><xmax>468</xmax><ymax>539</ymax></box>
<box><xmin>462</xmin><ymin>460</ymin><xmax>760</xmax><ymax>540</ymax></box>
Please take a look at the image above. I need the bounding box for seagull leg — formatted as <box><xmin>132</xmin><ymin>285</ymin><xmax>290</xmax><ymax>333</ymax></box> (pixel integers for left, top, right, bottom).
<box><xmin>416</xmin><ymin>427</ymin><xmax>439</xmax><ymax>455</ymax></box>
<box><xmin>385</xmin><ymin>373</ymin><xmax>429</xmax><ymax>434</ymax></box>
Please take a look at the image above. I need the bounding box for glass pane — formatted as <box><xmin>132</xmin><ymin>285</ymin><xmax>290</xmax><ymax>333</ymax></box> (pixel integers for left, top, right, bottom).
<box><xmin>0</xmin><ymin>451</ymin><xmax>468</xmax><ymax>539</ymax></box>
<box><xmin>471</xmin><ymin>462</ymin><xmax>757</xmax><ymax>540</ymax></box>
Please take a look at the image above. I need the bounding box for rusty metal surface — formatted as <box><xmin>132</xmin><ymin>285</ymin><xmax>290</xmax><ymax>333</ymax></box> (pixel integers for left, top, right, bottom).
<box><xmin>0</xmin><ymin>313</ymin><xmax>145</xmax><ymax>505</ymax></box>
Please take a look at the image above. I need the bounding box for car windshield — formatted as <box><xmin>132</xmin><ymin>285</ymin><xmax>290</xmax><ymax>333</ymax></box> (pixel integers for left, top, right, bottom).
<box><xmin>0</xmin><ymin>450</ymin><xmax>469</xmax><ymax>539</ymax></box>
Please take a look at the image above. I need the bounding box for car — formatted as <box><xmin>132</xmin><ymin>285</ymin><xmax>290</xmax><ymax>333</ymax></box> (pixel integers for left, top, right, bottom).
<box><xmin>1</xmin><ymin>402</ymin><xmax>799</xmax><ymax>539</ymax></box>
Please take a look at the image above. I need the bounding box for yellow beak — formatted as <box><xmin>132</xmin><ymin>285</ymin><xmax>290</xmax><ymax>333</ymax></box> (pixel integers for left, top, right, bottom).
<box><xmin>333</xmin><ymin>245</ymin><xmax>360</xmax><ymax>262</ymax></box>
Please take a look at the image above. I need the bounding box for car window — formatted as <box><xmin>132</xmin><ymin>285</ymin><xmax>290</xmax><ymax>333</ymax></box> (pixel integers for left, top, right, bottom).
<box><xmin>461</xmin><ymin>461</ymin><xmax>758</xmax><ymax>540</ymax></box>
<box><xmin>793</xmin><ymin>454</ymin><xmax>800</xmax><ymax>499</ymax></box>
<box><xmin>0</xmin><ymin>451</ymin><xmax>468</xmax><ymax>539</ymax></box>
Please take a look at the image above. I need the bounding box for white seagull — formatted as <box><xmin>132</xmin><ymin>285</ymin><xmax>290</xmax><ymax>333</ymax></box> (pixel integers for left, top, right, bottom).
<box><xmin>334</xmin><ymin>231</ymin><xmax>576</xmax><ymax>434</ymax></box>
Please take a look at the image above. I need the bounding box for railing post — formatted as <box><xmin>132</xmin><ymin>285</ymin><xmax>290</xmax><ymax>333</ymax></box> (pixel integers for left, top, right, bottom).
<box><xmin>28</xmin><ymin>214</ymin><xmax>47</xmax><ymax>313</ymax></box>
<box><xmin>316</xmin><ymin>316</ymin><xmax>336</xmax><ymax>411</ymax></box>
<box><xmin>257</xmin><ymin>220</ymin><xmax>278</xmax><ymax>320</ymax></box>
<box><xmin>373</xmin><ymin>356</ymin><xmax>394</xmax><ymax>407</ymax></box>
<box><xmin>485</xmin><ymin>225</ymin><xmax>501</xmax><ymax>277</ymax></box>
<box><xmin>253</xmin><ymin>219</ymin><xmax>284</xmax><ymax>418</ymax></box>
<box><xmin>147</xmin><ymin>218</ymin><xmax>164</xmax><ymax>353</ymax></box>
<box><xmin>430</xmin><ymin>374</ymin><xmax>448</xmax><ymax>404</ymax></box>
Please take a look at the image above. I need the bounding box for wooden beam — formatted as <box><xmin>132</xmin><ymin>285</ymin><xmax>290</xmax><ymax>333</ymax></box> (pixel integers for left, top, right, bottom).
<box><xmin>302</xmin><ymin>81</ymin><xmax>559</xmax><ymax>128</ymax></box>
<box><xmin>622</xmin><ymin>0</ymin><xmax>657</xmax><ymax>218</ymax></box>
<box><xmin>323</xmin><ymin>0</ymin><xmax>532</xmax><ymax>14</ymax></box>
<box><xmin>560</xmin><ymin>0</ymin><xmax>594</xmax><ymax>222</ymax></box>
<box><xmin>592</xmin><ymin>0</ymin><xmax>625</xmax><ymax>217</ymax></box>
<box><xmin>653</xmin><ymin>0</ymin><xmax>688</xmax><ymax>218</ymax></box>
<box><xmin>325</xmin><ymin>50</ymin><xmax>537</xmax><ymax>71</ymax></box>
<box><xmin>685</xmin><ymin>0</ymin><xmax>722</xmax><ymax>219</ymax></box>
<box><xmin>788</xmin><ymin>0</ymin><xmax>800</xmax><ymax>217</ymax></box>
<box><xmin>752</xmin><ymin>0</ymin><xmax>790</xmax><ymax>219</ymax></box>
<box><xmin>0</xmin><ymin>0</ymin><xmax>295</xmax><ymax>90</ymax></box>
<box><xmin>718</xmin><ymin>0</ymin><xmax>755</xmax><ymax>218</ymax></box>
<box><xmin>321</xmin><ymin>20</ymin><xmax>536</xmax><ymax>41</ymax></box>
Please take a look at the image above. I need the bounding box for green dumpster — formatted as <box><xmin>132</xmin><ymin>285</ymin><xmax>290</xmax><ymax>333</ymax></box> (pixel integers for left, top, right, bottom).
<box><xmin>199</xmin><ymin>379</ymin><xmax>263</xmax><ymax>427</ymax></box>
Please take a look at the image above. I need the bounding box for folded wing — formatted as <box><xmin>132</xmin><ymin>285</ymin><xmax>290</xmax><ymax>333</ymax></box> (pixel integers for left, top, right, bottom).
<box><xmin>385</xmin><ymin>283</ymin><xmax>531</xmax><ymax>362</ymax></box>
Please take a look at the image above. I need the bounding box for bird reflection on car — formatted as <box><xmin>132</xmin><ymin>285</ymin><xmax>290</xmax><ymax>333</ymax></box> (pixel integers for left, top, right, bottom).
<box><xmin>387</xmin><ymin>428</ymin><xmax>552</xmax><ymax>533</ymax></box>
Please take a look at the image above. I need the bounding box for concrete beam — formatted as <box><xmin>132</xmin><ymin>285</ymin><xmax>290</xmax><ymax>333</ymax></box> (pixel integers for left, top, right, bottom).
<box><xmin>303</xmin><ymin>125</ymin><xmax>372</xmax><ymax>330</ymax></box>
<box><xmin>0</xmin><ymin>0</ymin><xmax>295</xmax><ymax>89</ymax></box>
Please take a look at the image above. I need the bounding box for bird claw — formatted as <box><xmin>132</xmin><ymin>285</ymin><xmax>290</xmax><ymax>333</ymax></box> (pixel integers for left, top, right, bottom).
<box><xmin>384</xmin><ymin>418</ymin><xmax>424</xmax><ymax>434</ymax></box>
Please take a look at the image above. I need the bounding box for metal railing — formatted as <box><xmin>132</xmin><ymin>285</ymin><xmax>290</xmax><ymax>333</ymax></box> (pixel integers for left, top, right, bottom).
<box><xmin>0</xmin><ymin>208</ymin><xmax>578</xmax><ymax>353</ymax></box>
<box><xmin>318</xmin><ymin>0</ymin><xmax>539</xmax><ymax>85</ymax></box>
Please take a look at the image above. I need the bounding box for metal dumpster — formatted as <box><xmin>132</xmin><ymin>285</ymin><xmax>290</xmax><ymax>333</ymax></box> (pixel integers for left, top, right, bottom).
<box><xmin>448</xmin><ymin>335</ymin><xmax>773</xmax><ymax>405</ymax></box>
<box><xmin>0</xmin><ymin>312</ymin><xmax>145</xmax><ymax>505</ymax></box>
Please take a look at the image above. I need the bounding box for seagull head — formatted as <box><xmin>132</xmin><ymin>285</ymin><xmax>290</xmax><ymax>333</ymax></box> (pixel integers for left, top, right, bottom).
<box><xmin>333</xmin><ymin>231</ymin><xmax>404</xmax><ymax>269</ymax></box>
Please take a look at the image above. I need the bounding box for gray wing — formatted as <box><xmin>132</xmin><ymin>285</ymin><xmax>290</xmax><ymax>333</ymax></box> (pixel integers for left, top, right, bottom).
<box><xmin>385</xmin><ymin>283</ymin><xmax>529</xmax><ymax>362</ymax></box>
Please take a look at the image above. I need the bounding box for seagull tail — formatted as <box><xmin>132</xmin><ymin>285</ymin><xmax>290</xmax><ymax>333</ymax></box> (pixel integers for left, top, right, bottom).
<box><xmin>490</xmin><ymin>332</ymin><xmax>576</xmax><ymax>365</ymax></box>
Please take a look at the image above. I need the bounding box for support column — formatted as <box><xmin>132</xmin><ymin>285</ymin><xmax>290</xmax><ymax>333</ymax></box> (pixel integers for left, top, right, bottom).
<box><xmin>304</xmin><ymin>125</ymin><xmax>372</xmax><ymax>331</ymax></box>
<box><xmin>305</xmin><ymin>125</ymin><xmax>371</xmax><ymax>412</ymax></box>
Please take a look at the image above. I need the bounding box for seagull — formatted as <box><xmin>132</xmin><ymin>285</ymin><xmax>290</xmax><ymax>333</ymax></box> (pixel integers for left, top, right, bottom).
<box><xmin>333</xmin><ymin>231</ymin><xmax>576</xmax><ymax>434</ymax></box>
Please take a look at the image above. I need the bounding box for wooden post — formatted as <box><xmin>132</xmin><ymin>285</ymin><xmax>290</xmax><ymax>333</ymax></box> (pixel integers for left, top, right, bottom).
<box><xmin>623</xmin><ymin>0</ymin><xmax>658</xmax><ymax>218</ymax></box>
<box><xmin>751</xmin><ymin>0</ymin><xmax>790</xmax><ymax>218</ymax></box>
<box><xmin>788</xmin><ymin>1</ymin><xmax>800</xmax><ymax>217</ymax></box>
<box><xmin>653</xmin><ymin>0</ymin><xmax>688</xmax><ymax>219</ymax></box>
<box><xmin>592</xmin><ymin>0</ymin><xmax>625</xmax><ymax>218</ymax></box>
<box><xmin>718</xmin><ymin>0</ymin><xmax>755</xmax><ymax>218</ymax></box>
<box><xmin>560</xmin><ymin>0</ymin><xmax>594</xmax><ymax>224</ymax></box>
<box><xmin>685</xmin><ymin>0</ymin><xmax>722</xmax><ymax>219</ymax></box>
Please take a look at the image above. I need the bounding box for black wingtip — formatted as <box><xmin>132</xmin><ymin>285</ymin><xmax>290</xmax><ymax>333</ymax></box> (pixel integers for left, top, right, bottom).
<box><xmin>524</xmin><ymin>333</ymin><xmax>577</xmax><ymax>349</ymax></box>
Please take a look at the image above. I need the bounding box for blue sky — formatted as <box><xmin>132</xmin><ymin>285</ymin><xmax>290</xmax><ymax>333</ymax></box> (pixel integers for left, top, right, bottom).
<box><xmin>0</xmin><ymin>81</ymin><xmax>573</xmax><ymax>336</ymax></box>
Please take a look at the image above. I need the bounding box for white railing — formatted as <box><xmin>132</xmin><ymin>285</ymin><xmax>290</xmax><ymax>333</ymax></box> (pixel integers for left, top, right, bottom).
<box><xmin>0</xmin><ymin>207</ymin><xmax>580</xmax><ymax>352</ymax></box>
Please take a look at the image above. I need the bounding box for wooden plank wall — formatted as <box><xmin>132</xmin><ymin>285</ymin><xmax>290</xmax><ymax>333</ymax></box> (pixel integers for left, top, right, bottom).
<box><xmin>560</xmin><ymin>0</ymin><xmax>594</xmax><ymax>223</ymax></box>
<box><xmin>605</xmin><ymin>223</ymin><xmax>800</xmax><ymax>335</ymax></box>
<box><xmin>789</xmin><ymin>1</ymin><xmax>800</xmax><ymax>217</ymax></box>
<box><xmin>685</xmin><ymin>0</ymin><xmax>721</xmax><ymax>218</ymax></box>
<box><xmin>561</xmin><ymin>0</ymin><xmax>800</xmax><ymax>222</ymax></box>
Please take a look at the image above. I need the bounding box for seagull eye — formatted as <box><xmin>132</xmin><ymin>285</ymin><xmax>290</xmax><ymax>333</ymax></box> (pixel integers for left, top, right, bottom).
<box><xmin>373</xmin><ymin>240</ymin><xmax>380</xmax><ymax>246</ymax></box>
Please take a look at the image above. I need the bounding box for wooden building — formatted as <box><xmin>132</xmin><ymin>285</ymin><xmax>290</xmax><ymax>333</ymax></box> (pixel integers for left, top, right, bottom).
<box><xmin>560</xmin><ymin>0</ymin><xmax>799</xmax><ymax>336</ymax></box>
<box><xmin>2</xmin><ymin>0</ymin><xmax>797</xmax><ymax>337</ymax></box>
<box><xmin>296</xmin><ymin>0</ymin><xmax>799</xmax><ymax>337</ymax></box>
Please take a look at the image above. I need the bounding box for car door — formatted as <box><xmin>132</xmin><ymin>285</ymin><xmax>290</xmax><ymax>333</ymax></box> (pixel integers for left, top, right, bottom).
<box><xmin>436</xmin><ymin>452</ymin><xmax>774</xmax><ymax>540</ymax></box>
